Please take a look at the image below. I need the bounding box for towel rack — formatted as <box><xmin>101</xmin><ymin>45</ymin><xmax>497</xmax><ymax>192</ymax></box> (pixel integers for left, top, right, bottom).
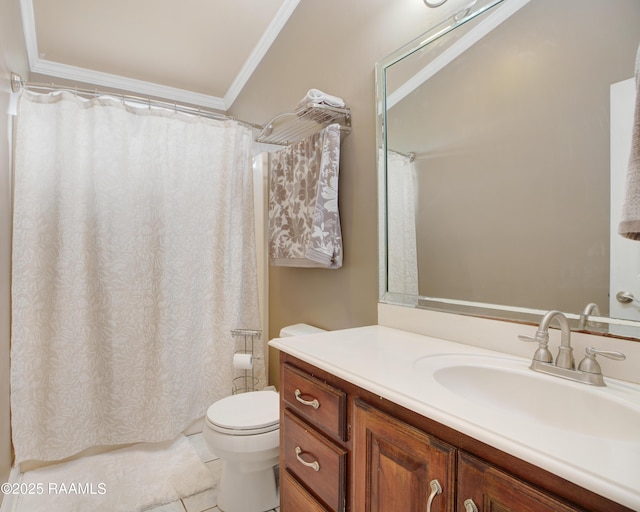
<box><xmin>255</xmin><ymin>103</ymin><xmax>351</xmax><ymax>145</ymax></box>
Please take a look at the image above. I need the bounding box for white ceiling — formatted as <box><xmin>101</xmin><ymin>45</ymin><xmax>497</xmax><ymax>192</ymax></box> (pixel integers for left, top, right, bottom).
<box><xmin>21</xmin><ymin>0</ymin><xmax>300</xmax><ymax>111</ymax></box>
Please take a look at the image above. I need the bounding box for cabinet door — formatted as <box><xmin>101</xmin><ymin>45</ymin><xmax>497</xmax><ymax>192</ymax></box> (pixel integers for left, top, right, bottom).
<box><xmin>353</xmin><ymin>399</ymin><xmax>455</xmax><ymax>512</ymax></box>
<box><xmin>457</xmin><ymin>451</ymin><xmax>584</xmax><ymax>512</ymax></box>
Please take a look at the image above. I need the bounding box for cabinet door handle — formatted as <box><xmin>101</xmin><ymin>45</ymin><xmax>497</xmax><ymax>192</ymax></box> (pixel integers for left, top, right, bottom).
<box><xmin>426</xmin><ymin>479</ymin><xmax>442</xmax><ymax>512</ymax></box>
<box><xmin>464</xmin><ymin>498</ymin><xmax>479</xmax><ymax>512</ymax></box>
<box><xmin>294</xmin><ymin>446</ymin><xmax>320</xmax><ymax>471</ymax></box>
<box><xmin>294</xmin><ymin>388</ymin><xmax>320</xmax><ymax>409</ymax></box>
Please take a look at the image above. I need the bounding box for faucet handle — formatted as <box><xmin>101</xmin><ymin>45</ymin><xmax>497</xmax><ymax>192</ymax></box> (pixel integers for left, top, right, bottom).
<box><xmin>585</xmin><ymin>347</ymin><xmax>626</xmax><ymax>360</ymax></box>
<box><xmin>577</xmin><ymin>346</ymin><xmax>626</xmax><ymax>374</ymax></box>
<box><xmin>518</xmin><ymin>333</ymin><xmax>553</xmax><ymax>363</ymax></box>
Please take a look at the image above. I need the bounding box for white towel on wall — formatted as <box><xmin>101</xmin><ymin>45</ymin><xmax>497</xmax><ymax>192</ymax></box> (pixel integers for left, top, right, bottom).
<box><xmin>296</xmin><ymin>89</ymin><xmax>345</xmax><ymax>109</ymax></box>
<box><xmin>269</xmin><ymin>123</ymin><xmax>342</xmax><ymax>268</ymax></box>
<box><xmin>619</xmin><ymin>44</ymin><xmax>640</xmax><ymax>240</ymax></box>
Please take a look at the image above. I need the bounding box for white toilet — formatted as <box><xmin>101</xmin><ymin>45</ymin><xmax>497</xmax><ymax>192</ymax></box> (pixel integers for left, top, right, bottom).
<box><xmin>203</xmin><ymin>323</ymin><xmax>325</xmax><ymax>512</ymax></box>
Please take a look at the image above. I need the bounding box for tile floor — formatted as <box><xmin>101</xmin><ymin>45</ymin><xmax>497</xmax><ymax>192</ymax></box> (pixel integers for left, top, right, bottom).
<box><xmin>148</xmin><ymin>433</ymin><xmax>280</xmax><ymax>512</ymax></box>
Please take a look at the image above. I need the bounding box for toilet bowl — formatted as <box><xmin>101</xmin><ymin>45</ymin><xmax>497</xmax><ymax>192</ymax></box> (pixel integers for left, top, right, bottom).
<box><xmin>203</xmin><ymin>390</ymin><xmax>280</xmax><ymax>512</ymax></box>
<box><xmin>203</xmin><ymin>324</ymin><xmax>326</xmax><ymax>512</ymax></box>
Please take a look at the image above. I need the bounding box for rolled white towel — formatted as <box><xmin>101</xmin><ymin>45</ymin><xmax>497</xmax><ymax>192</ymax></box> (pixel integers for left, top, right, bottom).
<box><xmin>297</xmin><ymin>88</ymin><xmax>345</xmax><ymax>109</ymax></box>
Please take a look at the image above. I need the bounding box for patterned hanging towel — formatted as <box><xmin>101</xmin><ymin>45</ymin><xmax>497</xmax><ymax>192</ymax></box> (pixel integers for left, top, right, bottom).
<box><xmin>269</xmin><ymin>123</ymin><xmax>342</xmax><ymax>268</ymax></box>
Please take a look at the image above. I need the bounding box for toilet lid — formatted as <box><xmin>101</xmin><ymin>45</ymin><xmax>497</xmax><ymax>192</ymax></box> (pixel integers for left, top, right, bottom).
<box><xmin>206</xmin><ymin>390</ymin><xmax>279</xmax><ymax>435</ymax></box>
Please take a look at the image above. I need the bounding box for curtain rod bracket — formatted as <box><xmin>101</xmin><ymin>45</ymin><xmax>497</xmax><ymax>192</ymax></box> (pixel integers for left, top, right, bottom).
<box><xmin>11</xmin><ymin>72</ymin><xmax>23</xmax><ymax>93</ymax></box>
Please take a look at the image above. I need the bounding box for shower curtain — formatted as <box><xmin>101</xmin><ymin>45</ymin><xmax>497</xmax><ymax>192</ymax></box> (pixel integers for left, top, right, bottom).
<box><xmin>11</xmin><ymin>91</ymin><xmax>262</xmax><ymax>464</ymax></box>
<box><xmin>386</xmin><ymin>151</ymin><xmax>419</xmax><ymax>299</ymax></box>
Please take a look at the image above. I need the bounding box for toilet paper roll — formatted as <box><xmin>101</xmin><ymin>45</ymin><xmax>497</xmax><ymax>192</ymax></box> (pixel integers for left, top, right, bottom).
<box><xmin>233</xmin><ymin>353</ymin><xmax>253</xmax><ymax>370</ymax></box>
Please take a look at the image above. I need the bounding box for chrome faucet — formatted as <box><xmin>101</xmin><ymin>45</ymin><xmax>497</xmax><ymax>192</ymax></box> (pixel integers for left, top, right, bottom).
<box><xmin>518</xmin><ymin>310</ymin><xmax>574</xmax><ymax>368</ymax></box>
<box><xmin>519</xmin><ymin>310</ymin><xmax>626</xmax><ymax>386</ymax></box>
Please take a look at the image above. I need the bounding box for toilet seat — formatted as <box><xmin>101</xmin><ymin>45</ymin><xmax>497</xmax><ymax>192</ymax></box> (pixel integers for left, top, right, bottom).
<box><xmin>206</xmin><ymin>390</ymin><xmax>279</xmax><ymax>436</ymax></box>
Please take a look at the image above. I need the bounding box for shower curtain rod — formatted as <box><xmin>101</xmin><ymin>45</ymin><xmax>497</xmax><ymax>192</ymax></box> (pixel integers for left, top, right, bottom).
<box><xmin>389</xmin><ymin>149</ymin><xmax>416</xmax><ymax>162</ymax></box>
<box><xmin>10</xmin><ymin>72</ymin><xmax>263</xmax><ymax>131</ymax></box>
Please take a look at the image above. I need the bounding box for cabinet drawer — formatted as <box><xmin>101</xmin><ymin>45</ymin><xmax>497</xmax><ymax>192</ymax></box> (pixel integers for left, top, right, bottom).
<box><xmin>282</xmin><ymin>409</ymin><xmax>347</xmax><ymax>512</ymax></box>
<box><xmin>281</xmin><ymin>468</ymin><xmax>331</xmax><ymax>512</ymax></box>
<box><xmin>282</xmin><ymin>363</ymin><xmax>347</xmax><ymax>440</ymax></box>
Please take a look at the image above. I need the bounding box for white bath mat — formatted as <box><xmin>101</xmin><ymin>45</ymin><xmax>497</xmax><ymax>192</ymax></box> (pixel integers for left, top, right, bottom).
<box><xmin>13</xmin><ymin>435</ymin><xmax>215</xmax><ymax>512</ymax></box>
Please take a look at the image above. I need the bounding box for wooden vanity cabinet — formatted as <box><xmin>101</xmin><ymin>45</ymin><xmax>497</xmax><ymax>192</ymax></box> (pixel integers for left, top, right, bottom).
<box><xmin>278</xmin><ymin>353</ymin><xmax>633</xmax><ymax>512</ymax></box>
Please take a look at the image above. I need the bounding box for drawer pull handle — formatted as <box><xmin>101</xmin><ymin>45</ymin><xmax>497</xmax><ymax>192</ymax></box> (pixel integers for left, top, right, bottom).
<box><xmin>426</xmin><ymin>479</ymin><xmax>442</xmax><ymax>512</ymax></box>
<box><xmin>464</xmin><ymin>498</ymin><xmax>479</xmax><ymax>512</ymax></box>
<box><xmin>294</xmin><ymin>446</ymin><xmax>320</xmax><ymax>472</ymax></box>
<box><xmin>294</xmin><ymin>389</ymin><xmax>320</xmax><ymax>409</ymax></box>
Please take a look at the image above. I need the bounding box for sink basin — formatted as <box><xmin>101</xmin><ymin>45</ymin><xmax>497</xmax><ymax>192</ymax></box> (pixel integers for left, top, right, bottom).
<box><xmin>413</xmin><ymin>354</ymin><xmax>640</xmax><ymax>441</ymax></box>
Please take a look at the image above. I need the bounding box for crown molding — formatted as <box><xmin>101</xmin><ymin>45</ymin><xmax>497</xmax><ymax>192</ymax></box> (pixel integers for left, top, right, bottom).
<box><xmin>224</xmin><ymin>0</ymin><xmax>301</xmax><ymax>108</ymax></box>
<box><xmin>19</xmin><ymin>0</ymin><xmax>39</xmax><ymax>69</ymax></box>
<box><xmin>30</xmin><ymin>59</ymin><xmax>228</xmax><ymax>111</ymax></box>
<box><xmin>18</xmin><ymin>0</ymin><xmax>300</xmax><ymax>112</ymax></box>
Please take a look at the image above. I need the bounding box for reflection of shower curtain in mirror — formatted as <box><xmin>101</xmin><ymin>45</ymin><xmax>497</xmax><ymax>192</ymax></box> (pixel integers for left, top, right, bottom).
<box><xmin>387</xmin><ymin>151</ymin><xmax>418</xmax><ymax>298</ymax></box>
<box><xmin>11</xmin><ymin>91</ymin><xmax>262</xmax><ymax>464</ymax></box>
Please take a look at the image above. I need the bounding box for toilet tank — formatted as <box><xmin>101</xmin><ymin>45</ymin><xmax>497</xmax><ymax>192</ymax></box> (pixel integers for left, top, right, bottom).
<box><xmin>273</xmin><ymin>324</ymin><xmax>325</xmax><ymax>391</ymax></box>
<box><xmin>279</xmin><ymin>323</ymin><xmax>326</xmax><ymax>337</ymax></box>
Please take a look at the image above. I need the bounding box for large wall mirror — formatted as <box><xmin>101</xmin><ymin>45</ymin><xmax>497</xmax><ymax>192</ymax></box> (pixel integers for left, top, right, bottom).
<box><xmin>377</xmin><ymin>0</ymin><xmax>640</xmax><ymax>339</ymax></box>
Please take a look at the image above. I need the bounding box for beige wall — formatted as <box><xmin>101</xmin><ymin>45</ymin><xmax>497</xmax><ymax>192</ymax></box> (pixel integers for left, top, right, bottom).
<box><xmin>0</xmin><ymin>0</ymin><xmax>29</xmax><ymax>494</ymax></box>
<box><xmin>230</xmin><ymin>0</ymin><xmax>461</xmax><ymax>387</ymax></box>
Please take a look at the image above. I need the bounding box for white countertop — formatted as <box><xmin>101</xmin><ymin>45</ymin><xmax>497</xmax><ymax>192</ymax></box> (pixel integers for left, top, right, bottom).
<box><xmin>269</xmin><ymin>325</ymin><xmax>640</xmax><ymax>510</ymax></box>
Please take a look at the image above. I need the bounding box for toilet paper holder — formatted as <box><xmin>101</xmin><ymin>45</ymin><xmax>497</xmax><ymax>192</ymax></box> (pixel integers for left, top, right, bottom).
<box><xmin>231</xmin><ymin>328</ymin><xmax>262</xmax><ymax>394</ymax></box>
